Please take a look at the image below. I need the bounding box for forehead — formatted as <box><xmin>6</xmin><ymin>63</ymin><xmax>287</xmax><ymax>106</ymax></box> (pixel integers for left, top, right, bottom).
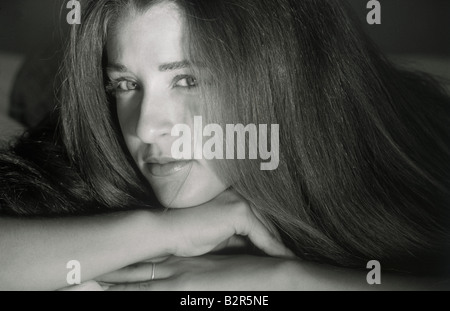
<box><xmin>106</xmin><ymin>2</ymin><xmax>185</xmax><ymax>68</ymax></box>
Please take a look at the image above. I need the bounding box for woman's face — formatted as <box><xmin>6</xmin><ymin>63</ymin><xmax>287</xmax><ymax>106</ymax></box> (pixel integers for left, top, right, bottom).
<box><xmin>107</xmin><ymin>3</ymin><xmax>228</xmax><ymax>208</ymax></box>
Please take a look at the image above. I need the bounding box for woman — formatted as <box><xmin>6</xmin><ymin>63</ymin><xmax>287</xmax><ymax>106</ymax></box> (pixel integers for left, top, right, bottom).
<box><xmin>1</xmin><ymin>0</ymin><xmax>449</xmax><ymax>290</ymax></box>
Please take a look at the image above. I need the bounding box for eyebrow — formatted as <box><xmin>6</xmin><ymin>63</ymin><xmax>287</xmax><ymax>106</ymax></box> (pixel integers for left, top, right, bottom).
<box><xmin>158</xmin><ymin>60</ymin><xmax>191</xmax><ymax>72</ymax></box>
<box><xmin>106</xmin><ymin>60</ymin><xmax>192</xmax><ymax>73</ymax></box>
<box><xmin>106</xmin><ymin>63</ymin><xmax>128</xmax><ymax>73</ymax></box>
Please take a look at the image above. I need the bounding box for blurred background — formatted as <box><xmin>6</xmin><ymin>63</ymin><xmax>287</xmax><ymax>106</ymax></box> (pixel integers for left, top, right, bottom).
<box><xmin>0</xmin><ymin>0</ymin><xmax>449</xmax><ymax>138</ymax></box>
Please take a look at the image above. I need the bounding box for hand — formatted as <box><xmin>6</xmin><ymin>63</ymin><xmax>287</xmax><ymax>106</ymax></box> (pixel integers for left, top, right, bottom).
<box><xmin>160</xmin><ymin>190</ymin><xmax>294</xmax><ymax>259</ymax></box>
<box><xmin>99</xmin><ymin>255</ymin><xmax>298</xmax><ymax>291</ymax></box>
<box><xmin>98</xmin><ymin>255</ymin><xmax>450</xmax><ymax>291</ymax></box>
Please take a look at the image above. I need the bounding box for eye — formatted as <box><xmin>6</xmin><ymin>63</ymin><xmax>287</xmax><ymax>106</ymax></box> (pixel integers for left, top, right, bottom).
<box><xmin>117</xmin><ymin>80</ymin><xmax>138</xmax><ymax>91</ymax></box>
<box><xmin>106</xmin><ymin>78</ymin><xmax>139</xmax><ymax>94</ymax></box>
<box><xmin>173</xmin><ymin>75</ymin><xmax>198</xmax><ymax>89</ymax></box>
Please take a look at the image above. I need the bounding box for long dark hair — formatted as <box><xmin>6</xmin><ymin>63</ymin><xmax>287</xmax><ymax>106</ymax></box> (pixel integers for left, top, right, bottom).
<box><xmin>183</xmin><ymin>0</ymin><xmax>450</xmax><ymax>274</ymax></box>
<box><xmin>1</xmin><ymin>0</ymin><xmax>449</xmax><ymax>275</ymax></box>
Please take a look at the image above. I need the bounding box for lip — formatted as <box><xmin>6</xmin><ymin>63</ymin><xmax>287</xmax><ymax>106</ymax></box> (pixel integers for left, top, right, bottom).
<box><xmin>145</xmin><ymin>159</ymin><xmax>193</xmax><ymax>177</ymax></box>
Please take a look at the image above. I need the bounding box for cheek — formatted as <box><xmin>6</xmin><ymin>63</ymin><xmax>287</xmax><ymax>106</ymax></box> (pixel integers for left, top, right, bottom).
<box><xmin>116</xmin><ymin>98</ymin><xmax>141</xmax><ymax>159</ymax></box>
<box><xmin>116</xmin><ymin>93</ymin><xmax>141</xmax><ymax>131</ymax></box>
<box><xmin>186</xmin><ymin>94</ymin><xmax>202</xmax><ymax>117</ymax></box>
<box><xmin>174</xmin><ymin>92</ymin><xmax>203</xmax><ymax>125</ymax></box>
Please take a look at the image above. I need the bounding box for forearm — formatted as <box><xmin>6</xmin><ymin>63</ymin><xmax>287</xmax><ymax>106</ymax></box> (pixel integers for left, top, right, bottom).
<box><xmin>280</xmin><ymin>260</ymin><xmax>450</xmax><ymax>291</ymax></box>
<box><xmin>0</xmin><ymin>210</ymin><xmax>169</xmax><ymax>291</ymax></box>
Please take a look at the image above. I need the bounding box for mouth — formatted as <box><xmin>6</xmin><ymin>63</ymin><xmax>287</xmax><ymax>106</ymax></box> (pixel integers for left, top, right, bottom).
<box><xmin>144</xmin><ymin>158</ymin><xmax>193</xmax><ymax>177</ymax></box>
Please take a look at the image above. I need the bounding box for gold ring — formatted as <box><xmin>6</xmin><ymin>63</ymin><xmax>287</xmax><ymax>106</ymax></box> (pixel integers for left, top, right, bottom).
<box><xmin>151</xmin><ymin>262</ymin><xmax>156</xmax><ymax>281</ymax></box>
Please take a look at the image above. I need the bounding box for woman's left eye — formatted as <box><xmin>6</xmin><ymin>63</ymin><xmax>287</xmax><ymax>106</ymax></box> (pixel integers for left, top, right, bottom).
<box><xmin>173</xmin><ymin>75</ymin><xmax>198</xmax><ymax>89</ymax></box>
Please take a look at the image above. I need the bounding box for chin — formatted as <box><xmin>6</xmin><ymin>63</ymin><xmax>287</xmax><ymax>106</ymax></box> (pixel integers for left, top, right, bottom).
<box><xmin>155</xmin><ymin>183</ymin><xmax>228</xmax><ymax>209</ymax></box>
<box><xmin>156</xmin><ymin>191</ymin><xmax>219</xmax><ymax>209</ymax></box>
<box><xmin>149</xmin><ymin>161</ymin><xmax>229</xmax><ymax>208</ymax></box>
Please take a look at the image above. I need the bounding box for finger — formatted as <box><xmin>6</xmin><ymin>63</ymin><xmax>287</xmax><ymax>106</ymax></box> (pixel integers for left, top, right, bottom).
<box><xmin>59</xmin><ymin>280</ymin><xmax>106</xmax><ymax>291</ymax></box>
<box><xmin>250</xmin><ymin>206</ymin><xmax>283</xmax><ymax>242</ymax></box>
<box><xmin>106</xmin><ymin>282</ymin><xmax>152</xmax><ymax>291</ymax></box>
<box><xmin>225</xmin><ymin>191</ymin><xmax>295</xmax><ymax>258</ymax></box>
<box><xmin>210</xmin><ymin>235</ymin><xmax>251</xmax><ymax>253</ymax></box>
<box><xmin>96</xmin><ymin>261</ymin><xmax>171</xmax><ymax>284</ymax></box>
<box><xmin>241</xmin><ymin>215</ymin><xmax>295</xmax><ymax>259</ymax></box>
<box><xmin>106</xmin><ymin>280</ymin><xmax>168</xmax><ymax>291</ymax></box>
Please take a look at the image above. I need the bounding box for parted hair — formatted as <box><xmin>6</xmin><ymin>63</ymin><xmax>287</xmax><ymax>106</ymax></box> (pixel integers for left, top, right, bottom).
<box><xmin>1</xmin><ymin>0</ymin><xmax>449</xmax><ymax>275</ymax></box>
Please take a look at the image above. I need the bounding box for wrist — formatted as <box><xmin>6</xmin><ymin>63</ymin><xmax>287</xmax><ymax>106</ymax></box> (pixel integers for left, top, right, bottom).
<box><xmin>155</xmin><ymin>208</ymin><xmax>188</xmax><ymax>256</ymax></box>
<box><xmin>128</xmin><ymin>209</ymin><xmax>173</xmax><ymax>260</ymax></box>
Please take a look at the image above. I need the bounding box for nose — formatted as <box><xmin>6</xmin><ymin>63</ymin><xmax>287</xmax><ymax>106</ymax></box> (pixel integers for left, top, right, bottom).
<box><xmin>135</xmin><ymin>90</ymin><xmax>174</xmax><ymax>144</ymax></box>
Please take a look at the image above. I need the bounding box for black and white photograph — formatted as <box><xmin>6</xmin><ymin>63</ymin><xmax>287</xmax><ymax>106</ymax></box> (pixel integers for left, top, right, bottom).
<box><xmin>0</xmin><ymin>0</ymin><xmax>449</xmax><ymax>294</ymax></box>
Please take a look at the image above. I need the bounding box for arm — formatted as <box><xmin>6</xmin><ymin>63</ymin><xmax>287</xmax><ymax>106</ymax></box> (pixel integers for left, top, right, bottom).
<box><xmin>0</xmin><ymin>211</ymin><xmax>167</xmax><ymax>291</ymax></box>
<box><xmin>102</xmin><ymin>255</ymin><xmax>450</xmax><ymax>291</ymax></box>
<box><xmin>0</xmin><ymin>191</ymin><xmax>291</xmax><ymax>291</ymax></box>
<box><xmin>280</xmin><ymin>258</ymin><xmax>450</xmax><ymax>291</ymax></box>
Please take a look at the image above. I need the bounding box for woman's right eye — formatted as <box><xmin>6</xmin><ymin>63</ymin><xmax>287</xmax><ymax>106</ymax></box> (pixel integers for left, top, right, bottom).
<box><xmin>106</xmin><ymin>79</ymin><xmax>139</xmax><ymax>94</ymax></box>
<box><xmin>116</xmin><ymin>80</ymin><xmax>138</xmax><ymax>91</ymax></box>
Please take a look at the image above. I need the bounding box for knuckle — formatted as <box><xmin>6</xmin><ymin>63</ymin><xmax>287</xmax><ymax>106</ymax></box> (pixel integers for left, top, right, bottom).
<box><xmin>232</xmin><ymin>199</ymin><xmax>251</xmax><ymax>218</ymax></box>
<box><xmin>228</xmin><ymin>203</ymin><xmax>251</xmax><ymax>233</ymax></box>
